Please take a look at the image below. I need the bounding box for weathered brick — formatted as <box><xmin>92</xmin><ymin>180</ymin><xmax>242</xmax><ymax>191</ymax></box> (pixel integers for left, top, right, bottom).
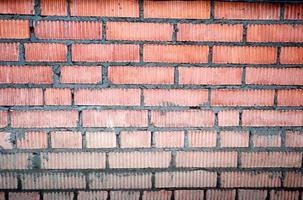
<box><xmin>280</xmin><ymin>47</ymin><xmax>303</xmax><ymax>64</ymax></box>
<box><xmin>43</xmin><ymin>192</ymin><xmax>73</xmax><ymax>200</ymax></box>
<box><xmin>60</xmin><ymin>66</ymin><xmax>102</xmax><ymax>84</ymax></box>
<box><xmin>285</xmin><ymin>4</ymin><xmax>303</xmax><ymax>20</ymax></box>
<box><xmin>0</xmin><ymin>43</ymin><xmax>19</xmax><ymax>61</ymax></box>
<box><xmin>218</xmin><ymin>110</ymin><xmax>239</xmax><ymax>126</ymax></box>
<box><xmin>277</xmin><ymin>90</ymin><xmax>303</xmax><ymax>106</ymax></box>
<box><xmin>0</xmin><ymin>111</ymin><xmax>7</xmax><ymax>128</ymax></box>
<box><xmin>206</xmin><ymin>190</ymin><xmax>236</xmax><ymax>200</ymax></box>
<box><xmin>142</xmin><ymin>191</ymin><xmax>172</xmax><ymax>200</ymax></box>
<box><xmin>78</xmin><ymin>191</ymin><xmax>108</xmax><ymax>200</ymax></box>
<box><xmin>187</xmin><ymin>131</ymin><xmax>217</xmax><ymax>147</ymax></box>
<box><xmin>238</xmin><ymin>190</ymin><xmax>267</xmax><ymax>200</ymax></box>
<box><xmin>154</xmin><ymin>131</ymin><xmax>184</xmax><ymax>148</ymax></box>
<box><xmin>270</xmin><ymin>191</ymin><xmax>299</xmax><ymax>200</ymax></box>
<box><xmin>0</xmin><ymin>173</ymin><xmax>18</xmax><ymax>189</ymax></box>
<box><xmin>174</xmin><ymin>190</ymin><xmax>204</xmax><ymax>200</ymax></box>
<box><xmin>45</xmin><ymin>88</ymin><xmax>72</xmax><ymax>105</ymax></box>
<box><xmin>284</xmin><ymin>172</ymin><xmax>303</xmax><ymax>187</ymax></box>
<box><xmin>285</xmin><ymin>131</ymin><xmax>303</xmax><ymax>147</ymax></box>
<box><xmin>0</xmin><ymin>0</ymin><xmax>34</xmax><ymax>14</ymax></box>
<box><xmin>110</xmin><ymin>191</ymin><xmax>140</xmax><ymax>200</ymax></box>
<box><xmin>0</xmin><ymin>20</ymin><xmax>29</xmax><ymax>39</ymax></box>
<box><xmin>220</xmin><ymin>131</ymin><xmax>249</xmax><ymax>147</ymax></box>
<box><xmin>86</xmin><ymin>132</ymin><xmax>116</xmax><ymax>148</ymax></box>
<box><xmin>120</xmin><ymin>131</ymin><xmax>151</xmax><ymax>148</ymax></box>
<box><xmin>0</xmin><ymin>132</ymin><xmax>13</xmax><ymax>149</ymax></box>
<box><xmin>40</xmin><ymin>0</ymin><xmax>67</xmax><ymax>16</ymax></box>
<box><xmin>25</xmin><ymin>43</ymin><xmax>67</xmax><ymax>62</ymax></box>
<box><xmin>51</xmin><ymin>131</ymin><xmax>82</xmax><ymax>149</ymax></box>
<box><xmin>0</xmin><ymin>88</ymin><xmax>43</xmax><ymax>106</ymax></box>
<box><xmin>16</xmin><ymin>132</ymin><xmax>48</xmax><ymax>149</ymax></box>
<box><xmin>252</xmin><ymin>134</ymin><xmax>281</xmax><ymax>147</ymax></box>
<box><xmin>0</xmin><ymin>153</ymin><xmax>29</xmax><ymax>169</ymax></box>
<box><xmin>9</xmin><ymin>193</ymin><xmax>39</xmax><ymax>200</ymax></box>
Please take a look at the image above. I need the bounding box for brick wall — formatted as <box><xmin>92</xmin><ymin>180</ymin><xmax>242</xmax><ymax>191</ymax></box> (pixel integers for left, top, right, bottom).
<box><xmin>0</xmin><ymin>0</ymin><xmax>302</xmax><ymax>199</ymax></box>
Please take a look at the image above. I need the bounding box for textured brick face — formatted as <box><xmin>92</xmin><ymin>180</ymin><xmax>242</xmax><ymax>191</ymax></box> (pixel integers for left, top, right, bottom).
<box><xmin>1</xmin><ymin>0</ymin><xmax>303</xmax><ymax>198</ymax></box>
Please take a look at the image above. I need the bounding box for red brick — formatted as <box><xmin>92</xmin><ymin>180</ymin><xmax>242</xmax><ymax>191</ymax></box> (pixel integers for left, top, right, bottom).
<box><xmin>284</xmin><ymin>172</ymin><xmax>303</xmax><ymax>187</ymax></box>
<box><xmin>281</xmin><ymin>47</ymin><xmax>303</xmax><ymax>64</ymax></box>
<box><xmin>21</xmin><ymin>172</ymin><xmax>85</xmax><ymax>189</ymax></box>
<box><xmin>41</xmin><ymin>152</ymin><xmax>106</xmax><ymax>169</ymax></box>
<box><xmin>218</xmin><ymin>110</ymin><xmax>239</xmax><ymax>126</ymax></box>
<box><xmin>242</xmin><ymin>110</ymin><xmax>303</xmax><ymax>127</ymax></box>
<box><xmin>0</xmin><ymin>132</ymin><xmax>13</xmax><ymax>149</ymax></box>
<box><xmin>9</xmin><ymin>192</ymin><xmax>40</xmax><ymax>200</ymax></box>
<box><xmin>252</xmin><ymin>134</ymin><xmax>281</xmax><ymax>147</ymax></box>
<box><xmin>109</xmin><ymin>151</ymin><xmax>171</xmax><ymax>168</ymax></box>
<box><xmin>285</xmin><ymin>4</ymin><xmax>303</xmax><ymax>20</ymax></box>
<box><xmin>110</xmin><ymin>191</ymin><xmax>140</xmax><ymax>200</ymax></box>
<box><xmin>220</xmin><ymin>131</ymin><xmax>249</xmax><ymax>147</ymax></box>
<box><xmin>0</xmin><ymin>0</ymin><xmax>34</xmax><ymax>14</ymax></box>
<box><xmin>86</xmin><ymin>132</ymin><xmax>116</xmax><ymax>148</ymax></box>
<box><xmin>174</xmin><ymin>190</ymin><xmax>204</xmax><ymax>200</ymax></box>
<box><xmin>188</xmin><ymin>131</ymin><xmax>217</xmax><ymax>147</ymax></box>
<box><xmin>40</xmin><ymin>0</ymin><xmax>67</xmax><ymax>16</ymax></box>
<box><xmin>0</xmin><ymin>66</ymin><xmax>53</xmax><ymax>84</ymax></box>
<box><xmin>215</xmin><ymin>2</ymin><xmax>280</xmax><ymax>20</ymax></box>
<box><xmin>51</xmin><ymin>131</ymin><xmax>82</xmax><ymax>149</ymax></box>
<box><xmin>179</xmin><ymin>67</ymin><xmax>242</xmax><ymax>85</ymax></box>
<box><xmin>144</xmin><ymin>45</ymin><xmax>208</xmax><ymax>63</ymax></box>
<box><xmin>178</xmin><ymin>24</ymin><xmax>242</xmax><ymax>42</ymax></box>
<box><xmin>70</xmin><ymin>0</ymin><xmax>139</xmax><ymax>17</ymax></box>
<box><xmin>89</xmin><ymin>172</ymin><xmax>152</xmax><ymax>189</ymax></box>
<box><xmin>35</xmin><ymin>20</ymin><xmax>101</xmax><ymax>40</ymax></box>
<box><xmin>16</xmin><ymin>132</ymin><xmax>48</xmax><ymax>149</ymax></box>
<box><xmin>78</xmin><ymin>191</ymin><xmax>108</xmax><ymax>200</ymax></box>
<box><xmin>82</xmin><ymin>110</ymin><xmax>148</xmax><ymax>127</ymax></box>
<box><xmin>75</xmin><ymin>89</ymin><xmax>140</xmax><ymax>106</ymax></box>
<box><xmin>108</xmin><ymin>66</ymin><xmax>174</xmax><ymax>84</ymax></box>
<box><xmin>0</xmin><ymin>153</ymin><xmax>29</xmax><ymax>169</ymax></box>
<box><xmin>0</xmin><ymin>192</ymin><xmax>4</xmax><ymax>200</ymax></box>
<box><xmin>0</xmin><ymin>173</ymin><xmax>18</xmax><ymax>189</ymax></box>
<box><xmin>45</xmin><ymin>88</ymin><xmax>72</xmax><ymax>105</ymax></box>
<box><xmin>247</xmin><ymin>25</ymin><xmax>303</xmax><ymax>42</ymax></box>
<box><xmin>0</xmin><ymin>111</ymin><xmax>7</xmax><ymax>128</ymax></box>
<box><xmin>246</xmin><ymin>68</ymin><xmax>303</xmax><ymax>85</ymax></box>
<box><xmin>60</xmin><ymin>66</ymin><xmax>101</xmax><ymax>84</ymax></box>
<box><xmin>241</xmin><ymin>152</ymin><xmax>301</xmax><ymax>168</ymax></box>
<box><xmin>285</xmin><ymin>131</ymin><xmax>303</xmax><ymax>147</ymax></box>
<box><xmin>43</xmin><ymin>192</ymin><xmax>73</xmax><ymax>200</ymax></box>
<box><xmin>238</xmin><ymin>190</ymin><xmax>267</xmax><ymax>200</ymax></box>
<box><xmin>144</xmin><ymin>89</ymin><xmax>208</xmax><ymax>106</ymax></box>
<box><xmin>270</xmin><ymin>191</ymin><xmax>299</xmax><ymax>200</ymax></box>
<box><xmin>211</xmin><ymin>89</ymin><xmax>274</xmax><ymax>106</ymax></box>
<box><xmin>213</xmin><ymin>46</ymin><xmax>276</xmax><ymax>64</ymax></box>
<box><xmin>120</xmin><ymin>131</ymin><xmax>151</xmax><ymax>148</ymax></box>
<box><xmin>0</xmin><ymin>20</ymin><xmax>29</xmax><ymax>39</ymax></box>
<box><xmin>206</xmin><ymin>190</ymin><xmax>236</xmax><ymax>200</ymax></box>
<box><xmin>0</xmin><ymin>43</ymin><xmax>19</xmax><ymax>61</ymax></box>
<box><xmin>221</xmin><ymin>172</ymin><xmax>281</xmax><ymax>187</ymax></box>
<box><xmin>154</xmin><ymin>131</ymin><xmax>184</xmax><ymax>148</ymax></box>
<box><xmin>142</xmin><ymin>191</ymin><xmax>172</xmax><ymax>200</ymax></box>
<box><xmin>0</xmin><ymin>88</ymin><xmax>43</xmax><ymax>106</ymax></box>
<box><xmin>176</xmin><ymin>151</ymin><xmax>237</xmax><ymax>168</ymax></box>
<box><xmin>25</xmin><ymin>43</ymin><xmax>67</xmax><ymax>62</ymax></box>
<box><xmin>155</xmin><ymin>170</ymin><xmax>216</xmax><ymax>188</ymax></box>
<box><xmin>151</xmin><ymin>110</ymin><xmax>214</xmax><ymax>127</ymax></box>
<box><xmin>277</xmin><ymin>90</ymin><xmax>303</xmax><ymax>106</ymax></box>
<box><xmin>11</xmin><ymin>110</ymin><xmax>78</xmax><ymax>128</ymax></box>
<box><xmin>107</xmin><ymin>22</ymin><xmax>172</xmax><ymax>41</ymax></box>
<box><xmin>144</xmin><ymin>0</ymin><xmax>210</xmax><ymax>19</ymax></box>
<box><xmin>72</xmin><ymin>44</ymin><xmax>139</xmax><ymax>62</ymax></box>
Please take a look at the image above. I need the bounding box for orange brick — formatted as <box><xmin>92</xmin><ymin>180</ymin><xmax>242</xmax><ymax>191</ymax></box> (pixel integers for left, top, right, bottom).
<box><xmin>242</xmin><ymin>110</ymin><xmax>303</xmax><ymax>127</ymax></box>
<box><xmin>72</xmin><ymin>44</ymin><xmax>139</xmax><ymax>62</ymax></box>
<box><xmin>109</xmin><ymin>151</ymin><xmax>171</xmax><ymax>168</ymax></box>
<box><xmin>0</xmin><ymin>20</ymin><xmax>29</xmax><ymax>39</ymax></box>
<box><xmin>218</xmin><ymin>110</ymin><xmax>239</xmax><ymax>126</ymax></box>
<box><xmin>151</xmin><ymin>110</ymin><xmax>214</xmax><ymax>127</ymax></box>
<box><xmin>187</xmin><ymin>131</ymin><xmax>217</xmax><ymax>147</ymax></box>
<box><xmin>16</xmin><ymin>132</ymin><xmax>48</xmax><ymax>149</ymax></box>
<box><xmin>246</xmin><ymin>68</ymin><xmax>303</xmax><ymax>85</ymax></box>
<box><xmin>45</xmin><ymin>88</ymin><xmax>72</xmax><ymax>105</ymax></box>
<box><xmin>0</xmin><ymin>0</ymin><xmax>34</xmax><ymax>14</ymax></box>
<box><xmin>107</xmin><ymin>22</ymin><xmax>172</xmax><ymax>41</ymax></box>
<box><xmin>213</xmin><ymin>46</ymin><xmax>277</xmax><ymax>64</ymax></box>
<box><xmin>51</xmin><ymin>131</ymin><xmax>82</xmax><ymax>149</ymax></box>
<box><xmin>221</xmin><ymin>172</ymin><xmax>281</xmax><ymax>188</ymax></box>
<box><xmin>220</xmin><ymin>131</ymin><xmax>249</xmax><ymax>147</ymax></box>
<box><xmin>25</xmin><ymin>43</ymin><xmax>67</xmax><ymax>62</ymax></box>
<box><xmin>0</xmin><ymin>153</ymin><xmax>29</xmax><ymax>169</ymax></box>
<box><xmin>40</xmin><ymin>0</ymin><xmax>67</xmax><ymax>16</ymax></box>
<box><xmin>108</xmin><ymin>66</ymin><xmax>174</xmax><ymax>84</ymax></box>
<box><xmin>144</xmin><ymin>45</ymin><xmax>208</xmax><ymax>63</ymax></box>
<box><xmin>0</xmin><ymin>43</ymin><xmax>19</xmax><ymax>61</ymax></box>
<box><xmin>60</xmin><ymin>66</ymin><xmax>101</xmax><ymax>84</ymax></box>
<box><xmin>120</xmin><ymin>131</ymin><xmax>151</xmax><ymax>148</ymax></box>
<box><xmin>174</xmin><ymin>190</ymin><xmax>204</xmax><ymax>200</ymax></box>
<box><xmin>142</xmin><ymin>191</ymin><xmax>172</xmax><ymax>200</ymax></box>
<box><xmin>0</xmin><ymin>88</ymin><xmax>43</xmax><ymax>106</ymax></box>
<box><xmin>70</xmin><ymin>0</ymin><xmax>139</xmax><ymax>17</ymax></box>
<box><xmin>178</xmin><ymin>24</ymin><xmax>243</xmax><ymax>42</ymax></box>
<box><xmin>238</xmin><ymin>190</ymin><xmax>267</xmax><ymax>200</ymax></box>
<box><xmin>206</xmin><ymin>190</ymin><xmax>236</xmax><ymax>200</ymax></box>
<box><xmin>144</xmin><ymin>0</ymin><xmax>210</xmax><ymax>19</ymax></box>
<box><xmin>0</xmin><ymin>66</ymin><xmax>53</xmax><ymax>84</ymax></box>
<box><xmin>144</xmin><ymin>89</ymin><xmax>208</xmax><ymax>106</ymax></box>
<box><xmin>179</xmin><ymin>67</ymin><xmax>242</xmax><ymax>85</ymax></box>
<box><xmin>281</xmin><ymin>47</ymin><xmax>303</xmax><ymax>64</ymax></box>
<box><xmin>154</xmin><ymin>131</ymin><xmax>184</xmax><ymax>148</ymax></box>
<box><xmin>212</xmin><ymin>89</ymin><xmax>274</xmax><ymax>106</ymax></box>
<box><xmin>11</xmin><ymin>110</ymin><xmax>78</xmax><ymax>128</ymax></box>
<box><xmin>0</xmin><ymin>111</ymin><xmax>7</xmax><ymax>128</ymax></box>
<box><xmin>284</xmin><ymin>172</ymin><xmax>303</xmax><ymax>187</ymax></box>
<box><xmin>285</xmin><ymin>4</ymin><xmax>303</xmax><ymax>20</ymax></box>
<box><xmin>241</xmin><ymin>152</ymin><xmax>301</xmax><ymax>168</ymax></box>
<box><xmin>43</xmin><ymin>192</ymin><xmax>73</xmax><ymax>200</ymax></box>
<box><xmin>0</xmin><ymin>173</ymin><xmax>18</xmax><ymax>189</ymax></box>
<box><xmin>285</xmin><ymin>131</ymin><xmax>303</xmax><ymax>147</ymax></box>
<box><xmin>86</xmin><ymin>132</ymin><xmax>116</xmax><ymax>148</ymax></box>
<box><xmin>215</xmin><ymin>2</ymin><xmax>280</xmax><ymax>20</ymax></box>
<box><xmin>270</xmin><ymin>191</ymin><xmax>299</xmax><ymax>200</ymax></box>
<box><xmin>176</xmin><ymin>151</ymin><xmax>237</xmax><ymax>168</ymax></box>
<box><xmin>78</xmin><ymin>191</ymin><xmax>108</xmax><ymax>200</ymax></box>
<box><xmin>252</xmin><ymin>134</ymin><xmax>281</xmax><ymax>147</ymax></box>
<box><xmin>35</xmin><ymin>21</ymin><xmax>101</xmax><ymax>40</ymax></box>
<box><xmin>9</xmin><ymin>192</ymin><xmax>40</xmax><ymax>200</ymax></box>
<box><xmin>82</xmin><ymin>110</ymin><xmax>148</xmax><ymax>127</ymax></box>
<box><xmin>110</xmin><ymin>191</ymin><xmax>140</xmax><ymax>200</ymax></box>
<box><xmin>277</xmin><ymin>90</ymin><xmax>303</xmax><ymax>106</ymax></box>
<box><xmin>75</xmin><ymin>89</ymin><xmax>141</xmax><ymax>106</ymax></box>
<box><xmin>0</xmin><ymin>132</ymin><xmax>13</xmax><ymax>149</ymax></box>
